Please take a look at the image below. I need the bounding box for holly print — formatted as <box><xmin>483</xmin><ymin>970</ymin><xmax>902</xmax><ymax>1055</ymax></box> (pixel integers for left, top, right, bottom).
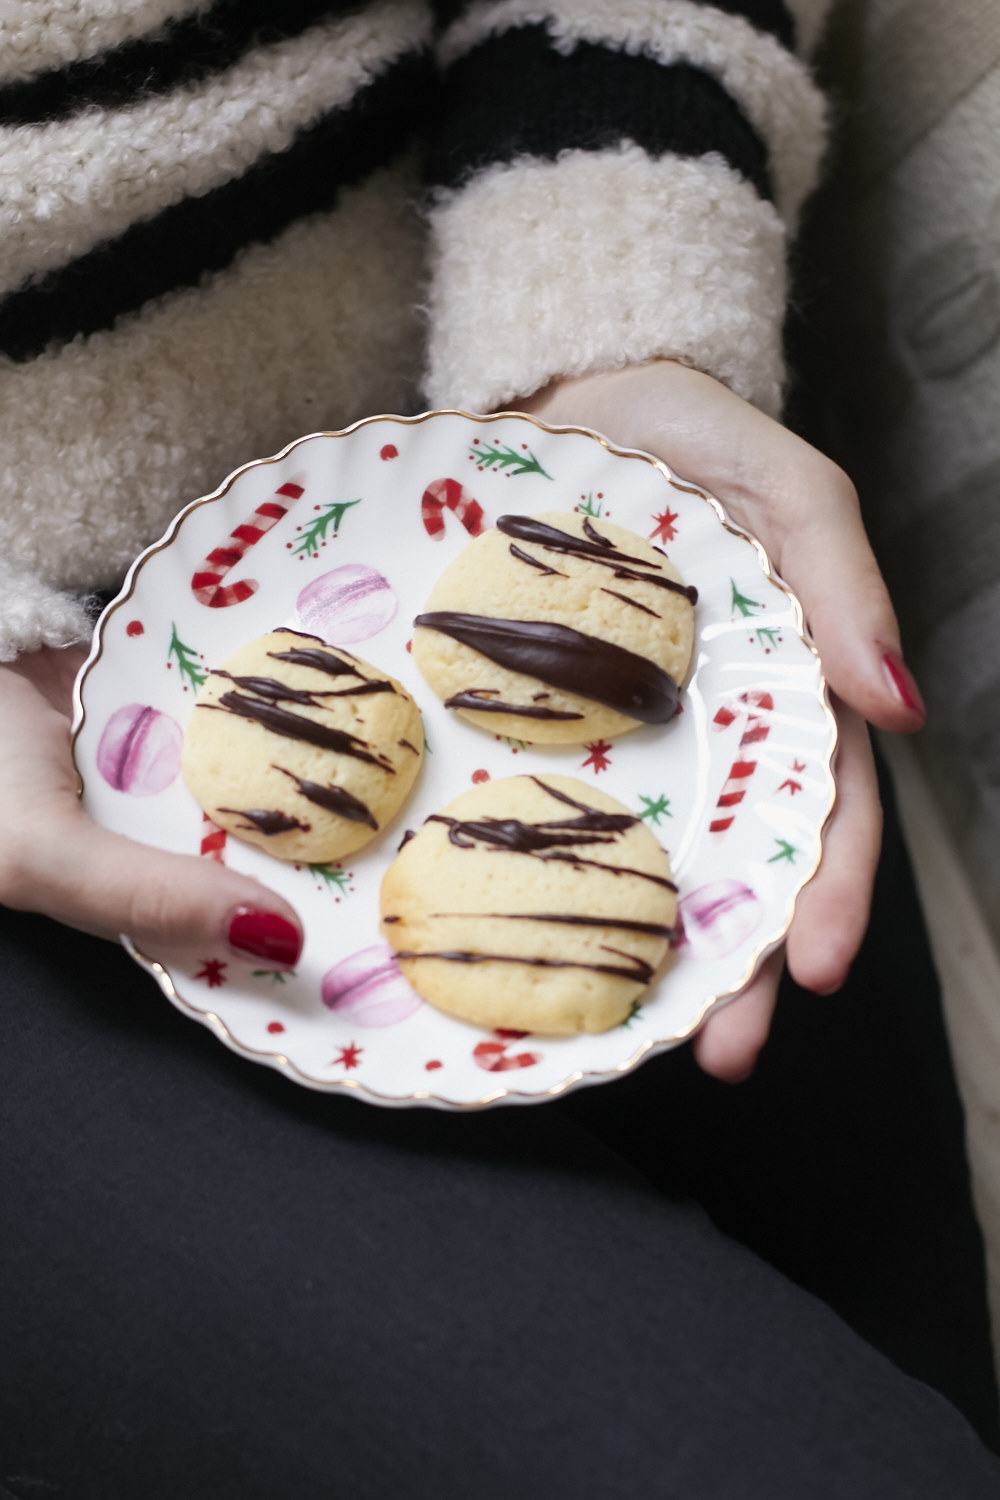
<box><xmin>195</xmin><ymin>958</ymin><xmax>227</xmax><ymax>988</ymax></box>
<box><xmin>290</xmin><ymin>499</ymin><xmax>361</xmax><ymax>558</ymax></box>
<box><xmin>637</xmin><ymin>793</ymin><xmax>672</xmax><ymax>825</ymax></box>
<box><xmin>330</xmin><ymin>1042</ymin><xmax>363</xmax><ymax>1070</ymax></box>
<box><xmin>650</xmin><ymin>507</ymin><xmax>679</xmax><ymax>543</ymax></box>
<box><xmin>167</xmin><ymin>622</ymin><xmax>207</xmax><ymax>690</ymax></box>
<box><xmin>581</xmin><ymin>740</ymin><xmax>613</xmax><ymax>773</ymax></box>
<box><xmin>469</xmin><ymin>439</ymin><xmax>552</xmax><ymax>479</ymax></box>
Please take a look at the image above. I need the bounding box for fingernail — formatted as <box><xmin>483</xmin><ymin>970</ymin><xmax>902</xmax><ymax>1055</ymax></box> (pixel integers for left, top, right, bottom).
<box><xmin>882</xmin><ymin>651</ymin><xmax>926</xmax><ymax>718</ymax></box>
<box><xmin>227</xmin><ymin>907</ymin><xmax>302</xmax><ymax>968</ymax></box>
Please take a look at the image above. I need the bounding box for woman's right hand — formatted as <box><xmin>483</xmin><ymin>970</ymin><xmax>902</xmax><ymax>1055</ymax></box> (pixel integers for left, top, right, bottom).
<box><xmin>0</xmin><ymin>645</ymin><xmax>303</xmax><ymax>970</ymax></box>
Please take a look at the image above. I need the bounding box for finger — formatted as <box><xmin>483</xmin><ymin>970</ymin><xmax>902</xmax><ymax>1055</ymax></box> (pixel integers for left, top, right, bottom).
<box><xmin>785</xmin><ymin>703</ymin><xmax>881</xmax><ymax>995</ymax></box>
<box><xmin>755</xmin><ymin>455</ymin><xmax>925</xmax><ymax>734</ymax></box>
<box><xmin>13</xmin><ymin>809</ymin><xmax>304</xmax><ymax>971</ymax></box>
<box><xmin>692</xmin><ymin>948</ymin><xmax>784</xmax><ymax>1083</ymax></box>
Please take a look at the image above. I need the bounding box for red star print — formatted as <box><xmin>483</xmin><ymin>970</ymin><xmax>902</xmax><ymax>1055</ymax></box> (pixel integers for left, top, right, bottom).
<box><xmin>581</xmin><ymin>739</ymin><xmax>613</xmax><ymax>773</ymax></box>
<box><xmin>777</xmin><ymin>778</ymin><xmax>803</xmax><ymax>795</ymax></box>
<box><xmin>331</xmin><ymin>1042</ymin><xmax>363</xmax><ymax>1070</ymax></box>
<box><xmin>650</xmin><ymin>507</ymin><xmax>679</xmax><ymax>543</ymax></box>
<box><xmin>792</xmin><ymin>760</ymin><xmax>807</xmax><ymax>773</ymax></box>
<box><xmin>195</xmin><ymin>958</ymin><xmax>227</xmax><ymax>988</ymax></box>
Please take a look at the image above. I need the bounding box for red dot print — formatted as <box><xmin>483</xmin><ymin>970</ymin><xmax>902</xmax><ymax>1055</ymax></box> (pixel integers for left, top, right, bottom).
<box><xmin>380</xmin><ymin>444</ymin><xmax>398</xmax><ymax>461</ymax></box>
<box><xmin>471</xmin><ymin>769</ymin><xmax>490</xmax><ymax>784</ymax></box>
<box><xmin>126</xmin><ymin>620</ymin><xmax>144</xmax><ymax>637</ymax></box>
<box><xmin>267</xmin><ymin>1021</ymin><xmax>285</xmax><ymax>1034</ymax></box>
<box><xmin>405</xmin><ymin>638</ymin><xmax>413</xmax><ymax>653</ymax></box>
<box><xmin>425</xmin><ymin>1059</ymin><xmax>443</xmax><ymax>1071</ymax></box>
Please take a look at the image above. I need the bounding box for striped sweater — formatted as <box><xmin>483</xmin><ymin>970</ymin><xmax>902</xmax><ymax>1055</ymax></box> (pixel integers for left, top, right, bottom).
<box><xmin>0</xmin><ymin>0</ymin><xmax>831</xmax><ymax>660</ymax></box>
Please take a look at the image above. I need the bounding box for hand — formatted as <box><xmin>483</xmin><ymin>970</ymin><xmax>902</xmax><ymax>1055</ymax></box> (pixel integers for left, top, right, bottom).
<box><xmin>0</xmin><ymin>645</ymin><xmax>303</xmax><ymax>971</ymax></box>
<box><xmin>519</xmin><ymin>361</ymin><xmax>926</xmax><ymax>1082</ymax></box>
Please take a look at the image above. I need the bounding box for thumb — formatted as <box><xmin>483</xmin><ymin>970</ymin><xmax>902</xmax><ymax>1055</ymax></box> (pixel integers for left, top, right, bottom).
<box><xmin>28</xmin><ymin>810</ymin><xmax>303</xmax><ymax>970</ymax></box>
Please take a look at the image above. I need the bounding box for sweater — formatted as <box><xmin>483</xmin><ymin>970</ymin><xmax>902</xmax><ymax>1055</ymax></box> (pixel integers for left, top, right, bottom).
<box><xmin>0</xmin><ymin>0</ymin><xmax>831</xmax><ymax>661</ymax></box>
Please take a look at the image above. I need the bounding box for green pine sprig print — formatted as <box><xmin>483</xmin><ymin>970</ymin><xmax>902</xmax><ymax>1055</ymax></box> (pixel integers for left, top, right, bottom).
<box><xmin>767</xmin><ymin>839</ymin><xmax>800</xmax><ymax>865</ymax></box>
<box><xmin>730</xmin><ymin>579</ymin><xmax>763</xmax><ymax>618</ymax></box>
<box><xmin>251</xmin><ymin>969</ymin><xmax>291</xmax><ymax>984</ymax></box>
<box><xmin>637</xmin><ymin>793</ymin><xmax>672</xmax><ymax>825</ymax></box>
<box><xmin>754</xmin><ymin>626</ymin><xmax>782</xmax><ymax>653</ymax></box>
<box><xmin>469</xmin><ymin>439</ymin><xmax>553</xmax><ymax>479</ymax></box>
<box><xmin>621</xmin><ymin>1000</ymin><xmax>644</xmax><ymax>1028</ymax></box>
<box><xmin>307</xmin><ymin>862</ymin><xmax>353</xmax><ymax>894</ymax></box>
<box><xmin>291</xmin><ymin>499</ymin><xmax>361</xmax><ymax>558</ymax></box>
<box><xmin>575</xmin><ymin>492</ymin><xmax>602</xmax><ymax>517</ymax></box>
<box><xmin>168</xmin><ymin>622</ymin><xmax>207</xmax><ymax>690</ymax></box>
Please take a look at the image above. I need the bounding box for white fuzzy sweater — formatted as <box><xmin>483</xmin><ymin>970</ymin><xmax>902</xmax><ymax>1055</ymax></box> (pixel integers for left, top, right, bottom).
<box><xmin>0</xmin><ymin>0</ymin><xmax>831</xmax><ymax>659</ymax></box>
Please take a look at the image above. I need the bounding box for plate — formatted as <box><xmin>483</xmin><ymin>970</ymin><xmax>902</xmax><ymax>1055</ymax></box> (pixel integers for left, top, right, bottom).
<box><xmin>71</xmin><ymin>410</ymin><xmax>836</xmax><ymax>1108</ymax></box>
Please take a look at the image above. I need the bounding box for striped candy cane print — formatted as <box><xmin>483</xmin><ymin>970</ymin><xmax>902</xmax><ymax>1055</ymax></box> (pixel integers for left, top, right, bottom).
<box><xmin>421</xmin><ymin>478</ymin><xmax>487</xmax><ymax>540</ymax></box>
<box><xmin>473</xmin><ymin>1030</ymin><xmax>542</xmax><ymax>1072</ymax></box>
<box><xmin>709</xmin><ymin>690</ymin><xmax>774</xmax><ymax>834</ymax></box>
<box><xmin>191</xmin><ymin>473</ymin><xmax>306</xmax><ymax>607</ymax></box>
<box><xmin>200</xmin><ymin>812</ymin><xmax>227</xmax><ymax>862</ymax></box>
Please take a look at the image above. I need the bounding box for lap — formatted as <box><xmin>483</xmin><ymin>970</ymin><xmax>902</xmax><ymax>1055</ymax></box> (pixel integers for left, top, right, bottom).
<box><xmin>2</xmin><ymin>871</ymin><xmax>998</xmax><ymax>1496</ymax></box>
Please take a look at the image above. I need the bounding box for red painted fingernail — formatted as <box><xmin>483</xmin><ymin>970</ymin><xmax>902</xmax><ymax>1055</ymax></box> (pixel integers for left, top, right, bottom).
<box><xmin>227</xmin><ymin>907</ymin><xmax>302</xmax><ymax>968</ymax></box>
<box><xmin>882</xmin><ymin>651</ymin><xmax>926</xmax><ymax>718</ymax></box>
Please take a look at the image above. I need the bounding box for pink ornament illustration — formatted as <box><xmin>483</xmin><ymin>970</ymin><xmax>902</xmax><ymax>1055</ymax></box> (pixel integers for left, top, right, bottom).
<box><xmin>709</xmin><ymin>691</ymin><xmax>774</xmax><ymax>833</ymax></box>
<box><xmin>421</xmin><ymin>477</ymin><xmax>486</xmax><ymax>539</ymax></box>
<box><xmin>191</xmin><ymin>473</ymin><xmax>306</xmax><ymax>607</ymax></box>
<box><xmin>677</xmin><ymin>881</ymin><xmax>763</xmax><ymax>961</ymax></box>
<box><xmin>296</xmin><ymin>563</ymin><xmax>397</xmax><ymax>644</ymax></box>
<box><xmin>97</xmin><ymin>704</ymin><xmax>183</xmax><ymax>795</ymax></box>
<box><xmin>322</xmin><ymin>943</ymin><xmax>422</xmax><ymax>1027</ymax></box>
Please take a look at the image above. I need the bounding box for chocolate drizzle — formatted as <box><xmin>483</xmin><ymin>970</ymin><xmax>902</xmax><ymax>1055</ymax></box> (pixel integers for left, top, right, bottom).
<box><xmin>601</xmin><ymin>588</ymin><xmax>660</xmax><ymax>618</ymax></box>
<box><xmin>415</xmin><ymin>613</ymin><xmax>678</xmax><ymax>724</ymax></box>
<box><xmin>429</xmin><ymin>911</ymin><xmax>678</xmax><ymax>940</ymax></box>
<box><xmin>509</xmin><ymin>542</ymin><xmax>565</xmax><ymax>577</ymax></box>
<box><xmin>443</xmin><ymin>690</ymin><xmax>583</xmax><ymax>721</ymax></box>
<box><xmin>206</xmin><ymin>691</ymin><xmax>394</xmax><ymax>770</ymax></box>
<box><xmin>277</xmin><ymin>767</ymin><xmax>377</xmax><ymax>829</ymax></box>
<box><xmin>496</xmin><ymin>514</ymin><xmax>698</xmax><ymax>603</ymax></box>
<box><xmin>394</xmin><ymin>948</ymin><xmax>656</xmax><ymax>985</ymax></box>
<box><xmin>216</xmin><ymin>806</ymin><xmax>309</xmax><ymax>836</ymax></box>
<box><xmin>267</xmin><ymin>645</ymin><xmax>359</xmax><ymax>677</ymax></box>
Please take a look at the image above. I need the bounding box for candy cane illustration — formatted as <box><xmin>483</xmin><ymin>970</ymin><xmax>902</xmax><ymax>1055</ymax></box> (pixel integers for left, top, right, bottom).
<box><xmin>200</xmin><ymin>811</ymin><xmax>227</xmax><ymax>862</ymax></box>
<box><xmin>709</xmin><ymin>690</ymin><xmax>774</xmax><ymax>834</ymax></box>
<box><xmin>191</xmin><ymin>473</ymin><xmax>306</xmax><ymax>607</ymax></box>
<box><xmin>473</xmin><ymin>1029</ymin><xmax>542</xmax><ymax>1072</ymax></box>
<box><xmin>421</xmin><ymin>478</ymin><xmax>487</xmax><ymax>540</ymax></box>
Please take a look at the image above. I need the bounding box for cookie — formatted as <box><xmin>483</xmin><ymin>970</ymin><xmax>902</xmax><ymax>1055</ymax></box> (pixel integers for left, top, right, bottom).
<box><xmin>182</xmin><ymin>629</ymin><xmax>423</xmax><ymax>862</ymax></box>
<box><xmin>412</xmin><ymin>511</ymin><xmax>697</xmax><ymax>744</ymax></box>
<box><xmin>380</xmin><ymin>774</ymin><xmax>677</xmax><ymax>1034</ymax></box>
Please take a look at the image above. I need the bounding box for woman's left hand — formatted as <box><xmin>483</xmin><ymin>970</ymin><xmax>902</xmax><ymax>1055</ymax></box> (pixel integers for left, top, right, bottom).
<box><xmin>519</xmin><ymin>361</ymin><xmax>925</xmax><ymax>1082</ymax></box>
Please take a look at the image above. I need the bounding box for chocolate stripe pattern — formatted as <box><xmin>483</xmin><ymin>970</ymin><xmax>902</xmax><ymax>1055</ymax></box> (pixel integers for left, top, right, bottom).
<box><xmin>0</xmin><ymin>0</ymin><xmax>368</xmax><ymax>124</ymax></box>
<box><xmin>0</xmin><ymin>50</ymin><xmax>430</xmax><ymax>362</ymax></box>
<box><xmin>425</xmin><ymin>25</ymin><xmax>773</xmax><ymax>202</ymax></box>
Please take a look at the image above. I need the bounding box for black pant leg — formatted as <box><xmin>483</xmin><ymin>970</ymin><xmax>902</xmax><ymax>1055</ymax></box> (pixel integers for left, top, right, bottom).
<box><xmin>3</xmin><ymin>907</ymin><xmax>999</xmax><ymax>1499</ymax></box>
<box><xmin>564</xmin><ymin>747</ymin><xmax>999</xmax><ymax>1448</ymax></box>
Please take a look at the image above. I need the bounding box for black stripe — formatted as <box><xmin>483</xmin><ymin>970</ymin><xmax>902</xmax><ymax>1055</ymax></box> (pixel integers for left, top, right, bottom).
<box><xmin>431</xmin><ymin>2</ymin><xmax>796</xmax><ymax>51</ymax></box>
<box><xmin>0</xmin><ymin>50</ymin><xmax>431</xmax><ymax>364</ymax></box>
<box><xmin>0</xmin><ymin>0</ymin><xmax>367</xmax><ymax>125</ymax></box>
<box><xmin>425</xmin><ymin>26</ymin><xmax>772</xmax><ymax>201</ymax></box>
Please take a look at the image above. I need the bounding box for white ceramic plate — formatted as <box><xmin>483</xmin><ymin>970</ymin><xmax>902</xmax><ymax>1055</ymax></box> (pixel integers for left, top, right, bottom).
<box><xmin>72</xmin><ymin>410</ymin><xmax>836</xmax><ymax>1108</ymax></box>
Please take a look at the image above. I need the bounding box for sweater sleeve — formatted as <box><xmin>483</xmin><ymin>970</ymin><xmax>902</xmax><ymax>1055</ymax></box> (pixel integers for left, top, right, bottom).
<box><xmin>422</xmin><ymin>0</ymin><xmax>832</xmax><ymax>418</ymax></box>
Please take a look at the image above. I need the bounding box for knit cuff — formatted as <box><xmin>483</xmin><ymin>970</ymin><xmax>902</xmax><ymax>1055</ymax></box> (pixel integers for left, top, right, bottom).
<box><xmin>0</xmin><ymin>558</ymin><xmax>93</xmax><ymax>662</ymax></box>
<box><xmin>423</xmin><ymin>144</ymin><xmax>788</xmax><ymax>418</ymax></box>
